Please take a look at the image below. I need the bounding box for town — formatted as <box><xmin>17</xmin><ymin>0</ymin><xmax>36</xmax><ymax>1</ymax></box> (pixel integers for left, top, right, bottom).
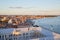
<box><xmin>0</xmin><ymin>15</ymin><xmax>56</xmax><ymax>28</ymax></box>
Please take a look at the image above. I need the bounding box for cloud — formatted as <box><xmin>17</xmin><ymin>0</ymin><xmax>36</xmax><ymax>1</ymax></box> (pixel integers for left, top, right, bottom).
<box><xmin>9</xmin><ymin>7</ymin><xmax>23</xmax><ymax>9</ymax></box>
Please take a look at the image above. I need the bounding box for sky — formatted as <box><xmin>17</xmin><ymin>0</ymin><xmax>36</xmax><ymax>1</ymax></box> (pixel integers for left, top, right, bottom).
<box><xmin>0</xmin><ymin>0</ymin><xmax>60</xmax><ymax>15</ymax></box>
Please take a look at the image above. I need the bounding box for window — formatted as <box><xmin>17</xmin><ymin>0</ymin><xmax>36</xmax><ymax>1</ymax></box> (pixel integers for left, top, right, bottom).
<box><xmin>9</xmin><ymin>34</ymin><xmax>12</xmax><ymax>37</ymax></box>
<box><xmin>2</xmin><ymin>35</ymin><xmax>4</xmax><ymax>38</ymax></box>
<box><xmin>19</xmin><ymin>34</ymin><xmax>21</xmax><ymax>36</ymax></box>
<box><xmin>0</xmin><ymin>35</ymin><xmax>1</xmax><ymax>38</ymax></box>
<box><xmin>23</xmin><ymin>33</ymin><xmax>25</xmax><ymax>36</ymax></box>
<box><xmin>9</xmin><ymin>39</ymin><xmax>12</xmax><ymax>40</ymax></box>
<box><xmin>26</xmin><ymin>33</ymin><xmax>28</xmax><ymax>35</ymax></box>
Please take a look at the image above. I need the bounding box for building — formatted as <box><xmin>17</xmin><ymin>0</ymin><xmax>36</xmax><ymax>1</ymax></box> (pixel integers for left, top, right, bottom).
<box><xmin>0</xmin><ymin>27</ymin><xmax>46</xmax><ymax>40</ymax></box>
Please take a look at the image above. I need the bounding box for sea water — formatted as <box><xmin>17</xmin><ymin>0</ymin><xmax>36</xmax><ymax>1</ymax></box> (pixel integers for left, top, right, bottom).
<box><xmin>32</xmin><ymin>16</ymin><xmax>60</xmax><ymax>34</ymax></box>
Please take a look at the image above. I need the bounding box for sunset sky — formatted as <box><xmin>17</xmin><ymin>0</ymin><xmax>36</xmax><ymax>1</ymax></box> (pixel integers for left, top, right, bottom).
<box><xmin>0</xmin><ymin>0</ymin><xmax>60</xmax><ymax>15</ymax></box>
